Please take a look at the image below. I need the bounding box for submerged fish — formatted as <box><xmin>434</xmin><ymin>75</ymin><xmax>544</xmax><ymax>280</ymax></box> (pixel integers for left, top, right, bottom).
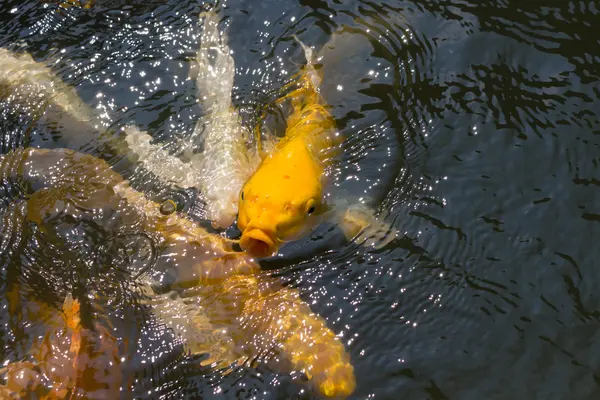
<box><xmin>238</xmin><ymin>36</ymin><xmax>396</xmax><ymax>258</ymax></box>
<box><xmin>0</xmin><ymin>11</ymin><xmax>255</xmax><ymax>229</ymax></box>
<box><xmin>0</xmin><ymin>294</ymin><xmax>122</xmax><ymax>399</ymax></box>
<box><xmin>132</xmin><ymin>11</ymin><xmax>255</xmax><ymax>229</ymax></box>
<box><xmin>0</xmin><ymin>147</ymin><xmax>356</xmax><ymax>398</ymax></box>
<box><xmin>0</xmin><ymin>48</ymin><xmax>96</xmax><ymax>125</ymax></box>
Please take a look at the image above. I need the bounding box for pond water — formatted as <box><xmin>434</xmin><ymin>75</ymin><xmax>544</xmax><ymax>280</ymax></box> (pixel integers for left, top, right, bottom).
<box><xmin>1</xmin><ymin>0</ymin><xmax>600</xmax><ymax>399</ymax></box>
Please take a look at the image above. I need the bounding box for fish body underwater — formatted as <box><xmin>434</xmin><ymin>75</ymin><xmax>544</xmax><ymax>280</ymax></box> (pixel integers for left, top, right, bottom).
<box><xmin>0</xmin><ymin>11</ymin><xmax>254</xmax><ymax>230</ymax></box>
<box><xmin>0</xmin><ymin>147</ymin><xmax>356</xmax><ymax>398</ymax></box>
<box><xmin>238</xmin><ymin>37</ymin><xmax>393</xmax><ymax>258</ymax></box>
<box><xmin>189</xmin><ymin>12</ymin><xmax>255</xmax><ymax>229</ymax></box>
<box><xmin>0</xmin><ymin>48</ymin><xmax>96</xmax><ymax>125</ymax></box>
<box><xmin>128</xmin><ymin>12</ymin><xmax>255</xmax><ymax>229</ymax></box>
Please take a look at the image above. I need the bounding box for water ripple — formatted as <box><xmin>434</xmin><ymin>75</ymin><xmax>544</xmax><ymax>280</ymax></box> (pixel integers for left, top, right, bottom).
<box><xmin>2</xmin><ymin>0</ymin><xmax>600</xmax><ymax>398</ymax></box>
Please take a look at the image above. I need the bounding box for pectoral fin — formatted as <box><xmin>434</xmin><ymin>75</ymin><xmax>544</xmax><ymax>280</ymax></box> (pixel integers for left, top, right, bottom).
<box><xmin>339</xmin><ymin>204</ymin><xmax>397</xmax><ymax>250</ymax></box>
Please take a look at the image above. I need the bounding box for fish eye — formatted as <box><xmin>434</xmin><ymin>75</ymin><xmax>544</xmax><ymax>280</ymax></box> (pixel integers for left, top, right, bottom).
<box><xmin>305</xmin><ymin>198</ymin><xmax>317</xmax><ymax>216</ymax></box>
<box><xmin>307</xmin><ymin>199</ymin><xmax>317</xmax><ymax>215</ymax></box>
<box><xmin>241</xmin><ymin>191</ymin><xmax>244</xmax><ymax>201</ymax></box>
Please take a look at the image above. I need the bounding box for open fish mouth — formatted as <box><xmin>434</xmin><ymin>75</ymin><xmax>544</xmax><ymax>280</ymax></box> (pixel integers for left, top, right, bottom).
<box><xmin>239</xmin><ymin>229</ymin><xmax>278</xmax><ymax>258</ymax></box>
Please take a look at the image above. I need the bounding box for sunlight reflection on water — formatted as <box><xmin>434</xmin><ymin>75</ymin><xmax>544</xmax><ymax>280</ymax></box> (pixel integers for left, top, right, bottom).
<box><xmin>2</xmin><ymin>0</ymin><xmax>600</xmax><ymax>398</ymax></box>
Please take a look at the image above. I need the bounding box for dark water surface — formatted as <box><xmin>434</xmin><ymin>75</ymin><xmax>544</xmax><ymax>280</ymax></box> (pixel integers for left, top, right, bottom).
<box><xmin>1</xmin><ymin>0</ymin><xmax>600</xmax><ymax>398</ymax></box>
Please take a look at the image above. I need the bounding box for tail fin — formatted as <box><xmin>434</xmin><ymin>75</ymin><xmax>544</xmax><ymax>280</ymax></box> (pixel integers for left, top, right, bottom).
<box><xmin>191</xmin><ymin>11</ymin><xmax>235</xmax><ymax>113</ymax></box>
<box><xmin>272</xmin><ymin>35</ymin><xmax>324</xmax><ymax>107</ymax></box>
<box><xmin>291</xmin><ymin>35</ymin><xmax>322</xmax><ymax>90</ymax></box>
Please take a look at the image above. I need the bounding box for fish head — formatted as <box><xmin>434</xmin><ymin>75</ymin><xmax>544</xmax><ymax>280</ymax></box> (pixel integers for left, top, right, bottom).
<box><xmin>237</xmin><ymin>153</ymin><xmax>326</xmax><ymax>258</ymax></box>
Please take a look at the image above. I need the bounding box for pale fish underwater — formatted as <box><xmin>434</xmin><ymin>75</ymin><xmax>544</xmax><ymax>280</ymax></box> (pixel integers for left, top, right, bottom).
<box><xmin>0</xmin><ymin>147</ymin><xmax>356</xmax><ymax>398</ymax></box>
<box><xmin>0</xmin><ymin>11</ymin><xmax>255</xmax><ymax>230</ymax></box>
<box><xmin>126</xmin><ymin>11</ymin><xmax>257</xmax><ymax>229</ymax></box>
<box><xmin>238</xmin><ymin>35</ymin><xmax>397</xmax><ymax>258</ymax></box>
<box><xmin>0</xmin><ymin>48</ymin><xmax>96</xmax><ymax>126</ymax></box>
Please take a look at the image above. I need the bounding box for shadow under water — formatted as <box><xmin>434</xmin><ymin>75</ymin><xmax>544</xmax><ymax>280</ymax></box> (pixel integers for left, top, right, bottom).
<box><xmin>1</xmin><ymin>0</ymin><xmax>600</xmax><ymax>398</ymax></box>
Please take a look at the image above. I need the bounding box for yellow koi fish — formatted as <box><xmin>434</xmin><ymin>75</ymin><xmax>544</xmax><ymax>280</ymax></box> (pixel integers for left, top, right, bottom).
<box><xmin>238</xmin><ymin>37</ymin><xmax>395</xmax><ymax>258</ymax></box>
